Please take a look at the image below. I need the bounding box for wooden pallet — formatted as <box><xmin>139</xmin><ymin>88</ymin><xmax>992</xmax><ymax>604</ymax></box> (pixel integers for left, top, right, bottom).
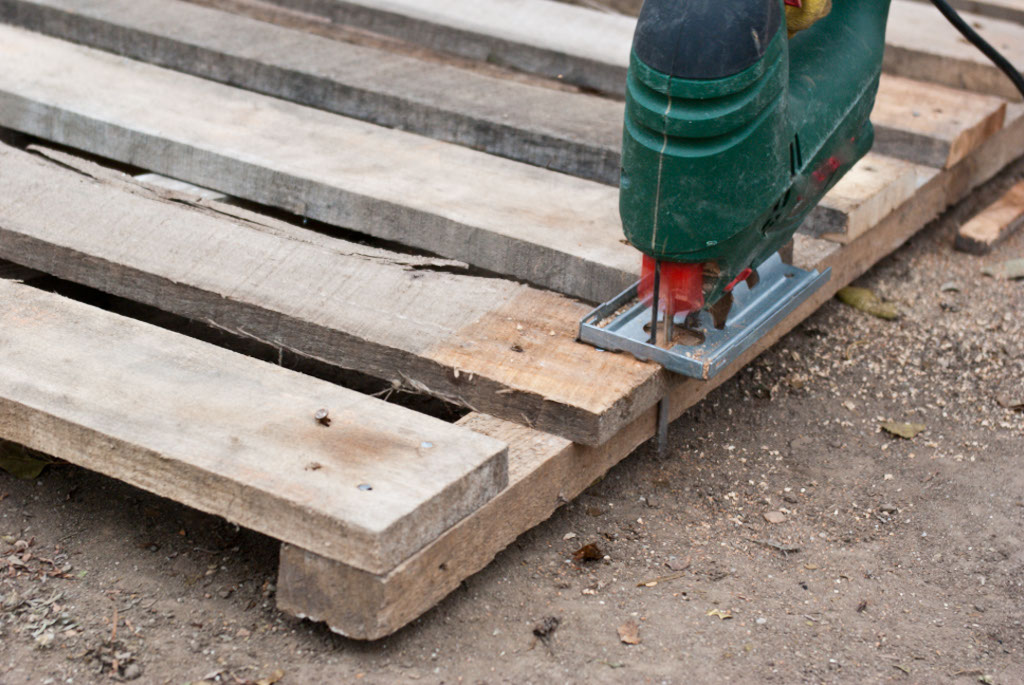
<box><xmin>1</xmin><ymin>0</ymin><xmax>1023</xmax><ymax>639</ymax></box>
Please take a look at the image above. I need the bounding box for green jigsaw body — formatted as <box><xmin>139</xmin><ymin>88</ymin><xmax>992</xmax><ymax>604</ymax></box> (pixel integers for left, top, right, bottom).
<box><xmin>620</xmin><ymin>0</ymin><xmax>893</xmax><ymax>306</ymax></box>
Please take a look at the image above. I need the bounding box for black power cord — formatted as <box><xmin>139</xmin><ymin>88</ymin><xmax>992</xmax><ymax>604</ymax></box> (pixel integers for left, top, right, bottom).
<box><xmin>930</xmin><ymin>0</ymin><xmax>1024</xmax><ymax>99</ymax></box>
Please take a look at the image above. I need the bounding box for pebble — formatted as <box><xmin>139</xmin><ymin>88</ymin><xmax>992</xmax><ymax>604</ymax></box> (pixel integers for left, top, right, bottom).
<box><xmin>756</xmin><ymin>617</ymin><xmax>768</xmax><ymax>625</ymax></box>
<box><xmin>763</xmin><ymin>511</ymin><xmax>786</xmax><ymax>524</ymax></box>
<box><xmin>123</xmin><ymin>663</ymin><xmax>142</xmax><ymax>680</ymax></box>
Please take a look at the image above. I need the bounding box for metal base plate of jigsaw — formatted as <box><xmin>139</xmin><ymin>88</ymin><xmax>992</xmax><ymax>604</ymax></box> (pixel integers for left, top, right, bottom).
<box><xmin>579</xmin><ymin>253</ymin><xmax>831</xmax><ymax>380</ymax></box>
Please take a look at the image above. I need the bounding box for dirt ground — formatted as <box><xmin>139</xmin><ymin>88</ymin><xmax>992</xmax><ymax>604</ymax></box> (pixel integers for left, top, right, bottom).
<box><xmin>2</xmin><ymin>151</ymin><xmax>1023</xmax><ymax>683</ymax></box>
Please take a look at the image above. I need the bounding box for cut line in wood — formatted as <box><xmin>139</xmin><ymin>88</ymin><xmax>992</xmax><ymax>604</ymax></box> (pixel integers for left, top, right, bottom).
<box><xmin>0</xmin><ymin>278</ymin><xmax>509</xmax><ymax>575</ymax></box>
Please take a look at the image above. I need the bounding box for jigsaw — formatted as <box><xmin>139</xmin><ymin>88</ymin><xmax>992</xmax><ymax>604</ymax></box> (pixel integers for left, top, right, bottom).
<box><xmin>581</xmin><ymin>0</ymin><xmax>1024</xmax><ymax>383</ymax></box>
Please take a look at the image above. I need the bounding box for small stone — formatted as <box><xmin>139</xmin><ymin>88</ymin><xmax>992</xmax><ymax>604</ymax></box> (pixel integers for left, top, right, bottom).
<box><xmin>755</xmin><ymin>617</ymin><xmax>768</xmax><ymax>625</ymax></box>
<box><xmin>123</xmin><ymin>663</ymin><xmax>142</xmax><ymax>681</ymax></box>
<box><xmin>763</xmin><ymin>511</ymin><xmax>786</xmax><ymax>524</ymax></box>
<box><xmin>35</xmin><ymin>631</ymin><xmax>55</xmax><ymax>650</ymax></box>
<box><xmin>562</xmin><ymin>533</ymin><xmax>577</xmax><ymax>541</ymax></box>
<box><xmin>13</xmin><ymin>540</ymin><xmax>28</xmax><ymax>552</ymax></box>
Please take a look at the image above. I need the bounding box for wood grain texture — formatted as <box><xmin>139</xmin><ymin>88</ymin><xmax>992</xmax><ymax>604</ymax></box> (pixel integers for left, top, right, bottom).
<box><xmin>0</xmin><ymin>0</ymin><xmax>624</xmax><ymax>184</ymax></box>
<box><xmin>0</xmin><ymin>24</ymin><xmax>634</xmax><ymax>305</ymax></box>
<box><xmin>955</xmin><ymin>178</ymin><xmax>1024</xmax><ymax>253</ymax></box>
<box><xmin>0</xmin><ymin>143</ymin><xmax>659</xmax><ymax>445</ymax></box>
<box><xmin>2</xmin><ymin>0</ymin><xmax>1007</xmax><ymax>186</ymax></box>
<box><xmin>277</xmin><ymin>104</ymin><xmax>1024</xmax><ymax>639</ymax></box>
<box><xmin>814</xmin><ymin>155</ymin><xmax>936</xmax><ymax>243</ymax></box>
<box><xmin>260</xmin><ymin>0</ymin><xmax>634</xmax><ymax>94</ymax></box>
<box><xmin>884</xmin><ymin>0</ymin><xmax>1024</xmax><ymax>101</ymax></box>
<box><xmin>259</xmin><ymin>0</ymin><xmax>1024</xmax><ymax>102</ymax></box>
<box><xmin>872</xmin><ymin>75</ymin><xmax>1007</xmax><ymax>168</ymax></box>
<box><xmin>0</xmin><ymin>279</ymin><xmax>509</xmax><ymax>575</ymax></box>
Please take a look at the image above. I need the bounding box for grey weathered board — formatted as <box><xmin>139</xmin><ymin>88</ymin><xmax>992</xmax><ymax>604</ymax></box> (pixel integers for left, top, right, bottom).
<box><xmin>0</xmin><ymin>0</ymin><xmax>1006</xmax><ymax>187</ymax></box>
<box><xmin>0</xmin><ymin>0</ymin><xmax>622</xmax><ymax>184</ymax></box>
<box><xmin>0</xmin><ymin>24</ymin><xmax>635</xmax><ymax>305</ymax></box>
<box><xmin>0</xmin><ymin>142</ymin><xmax>661</xmax><ymax>446</ymax></box>
<box><xmin>256</xmin><ymin>0</ymin><xmax>633</xmax><ymax>95</ymax></box>
<box><xmin>0</xmin><ymin>278</ymin><xmax>509</xmax><ymax>575</ymax></box>
<box><xmin>260</xmin><ymin>0</ymin><xmax>1024</xmax><ymax>101</ymax></box>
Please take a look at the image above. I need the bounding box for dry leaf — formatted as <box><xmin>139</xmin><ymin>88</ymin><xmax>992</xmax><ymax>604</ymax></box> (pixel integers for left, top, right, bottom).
<box><xmin>256</xmin><ymin>670</ymin><xmax>285</xmax><ymax>685</ymax></box>
<box><xmin>837</xmin><ymin>287</ymin><xmax>898</xmax><ymax>320</ymax></box>
<box><xmin>617</xmin><ymin>619</ymin><xmax>640</xmax><ymax>644</ymax></box>
<box><xmin>706</xmin><ymin>609</ymin><xmax>733</xmax><ymax>620</ymax></box>
<box><xmin>880</xmin><ymin>421</ymin><xmax>926</xmax><ymax>439</ymax></box>
<box><xmin>572</xmin><ymin>543</ymin><xmax>603</xmax><ymax>563</ymax></box>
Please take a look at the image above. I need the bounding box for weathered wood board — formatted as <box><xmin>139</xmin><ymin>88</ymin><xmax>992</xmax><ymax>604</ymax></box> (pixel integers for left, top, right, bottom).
<box><xmin>872</xmin><ymin>75</ymin><xmax>1007</xmax><ymax>169</ymax></box>
<box><xmin>0</xmin><ymin>142</ymin><xmax>661</xmax><ymax>446</ymax></box>
<box><xmin>277</xmin><ymin>103</ymin><xmax>1024</xmax><ymax>639</ymax></box>
<box><xmin>258</xmin><ymin>0</ymin><xmax>634</xmax><ymax>94</ymax></box>
<box><xmin>258</xmin><ymin>0</ymin><xmax>1024</xmax><ymax>101</ymax></box>
<box><xmin>885</xmin><ymin>0</ymin><xmax>1024</xmax><ymax>101</ymax></box>
<box><xmin>0</xmin><ymin>24</ymin><xmax>634</xmax><ymax>305</ymax></box>
<box><xmin>3</xmin><ymin>0</ymin><xmax>1006</xmax><ymax>185</ymax></box>
<box><xmin>0</xmin><ymin>0</ymin><xmax>623</xmax><ymax>184</ymax></box>
<box><xmin>955</xmin><ymin>178</ymin><xmax>1024</xmax><ymax>252</ymax></box>
<box><xmin>0</xmin><ymin>278</ymin><xmax>509</xmax><ymax>575</ymax></box>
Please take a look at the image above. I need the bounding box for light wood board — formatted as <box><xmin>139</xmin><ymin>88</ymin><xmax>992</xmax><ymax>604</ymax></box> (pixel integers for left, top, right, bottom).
<box><xmin>276</xmin><ymin>102</ymin><xmax>1024</xmax><ymax>639</ymax></box>
<box><xmin>0</xmin><ymin>278</ymin><xmax>509</xmax><ymax>575</ymax></box>
<box><xmin>0</xmin><ymin>142</ymin><xmax>661</xmax><ymax>446</ymax></box>
<box><xmin>872</xmin><ymin>75</ymin><xmax>1007</xmax><ymax>168</ymax></box>
<box><xmin>955</xmin><ymin>178</ymin><xmax>1024</xmax><ymax>252</ymax></box>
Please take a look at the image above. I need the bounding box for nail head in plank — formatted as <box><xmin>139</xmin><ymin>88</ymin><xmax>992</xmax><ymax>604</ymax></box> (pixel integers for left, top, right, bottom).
<box><xmin>0</xmin><ymin>279</ymin><xmax>508</xmax><ymax>575</ymax></box>
<box><xmin>955</xmin><ymin>178</ymin><xmax>1024</xmax><ymax>253</ymax></box>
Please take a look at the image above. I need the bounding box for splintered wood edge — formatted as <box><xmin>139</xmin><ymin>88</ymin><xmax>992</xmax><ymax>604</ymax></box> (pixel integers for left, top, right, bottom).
<box><xmin>275</xmin><ymin>105</ymin><xmax>1024</xmax><ymax>640</ymax></box>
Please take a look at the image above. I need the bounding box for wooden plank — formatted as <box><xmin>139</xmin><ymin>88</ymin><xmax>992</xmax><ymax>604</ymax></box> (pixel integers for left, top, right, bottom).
<box><xmin>0</xmin><ymin>1</ymin><xmax>1007</xmax><ymax>185</ymax></box>
<box><xmin>885</xmin><ymin>0</ymin><xmax>1024</xmax><ymax>101</ymax></box>
<box><xmin>955</xmin><ymin>178</ymin><xmax>1024</xmax><ymax>252</ymax></box>
<box><xmin>803</xmin><ymin>153</ymin><xmax>934</xmax><ymax>242</ymax></box>
<box><xmin>907</xmin><ymin>0</ymin><xmax>1024</xmax><ymax>26</ymax></box>
<box><xmin>259</xmin><ymin>0</ymin><xmax>1024</xmax><ymax>101</ymax></box>
<box><xmin>0</xmin><ymin>24</ymin><xmax>635</xmax><ymax>305</ymax></box>
<box><xmin>259</xmin><ymin>0</ymin><xmax>634</xmax><ymax>95</ymax></box>
<box><xmin>0</xmin><ymin>143</ymin><xmax>661</xmax><ymax>446</ymax></box>
<box><xmin>872</xmin><ymin>75</ymin><xmax>1007</xmax><ymax>168</ymax></box>
<box><xmin>0</xmin><ymin>0</ymin><xmax>624</xmax><ymax>185</ymax></box>
<box><xmin>276</xmin><ymin>103</ymin><xmax>1024</xmax><ymax>639</ymax></box>
<box><xmin>0</xmin><ymin>279</ymin><xmax>509</xmax><ymax>575</ymax></box>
